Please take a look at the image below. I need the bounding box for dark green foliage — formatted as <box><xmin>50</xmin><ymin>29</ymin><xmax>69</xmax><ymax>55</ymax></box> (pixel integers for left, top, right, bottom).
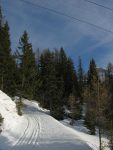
<box><xmin>84</xmin><ymin>59</ymin><xmax>98</xmax><ymax>135</ymax></box>
<box><xmin>68</xmin><ymin>92</ymin><xmax>81</xmax><ymax>124</ymax></box>
<box><xmin>84</xmin><ymin>108</ymin><xmax>96</xmax><ymax>135</ymax></box>
<box><xmin>1</xmin><ymin>6</ymin><xmax>113</xmax><ymax>147</ymax></box>
<box><xmin>104</xmin><ymin>64</ymin><xmax>113</xmax><ymax>149</ymax></box>
<box><xmin>105</xmin><ymin>63</ymin><xmax>113</xmax><ymax>120</ymax></box>
<box><xmin>87</xmin><ymin>59</ymin><xmax>98</xmax><ymax>91</ymax></box>
<box><xmin>66</xmin><ymin>58</ymin><xmax>77</xmax><ymax>97</ymax></box>
<box><xmin>16</xmin><ymin>31</ymin><xmax>38</xmax><ymax>99</ymax></box>
<box><xmin>37</xmin><ymin>48</ymin><xmax>80</xmax><ymax>120</ymax></box>
<box><xmin>0</xmin><ymin>10</ymin><xmax>16</xmax><ymax>96</ymax></box>
<box><xmin>39</xmin><ymin>49</ymin><xmax>64</xmax><ymax>120</ymax></box>
<box><xmin>0</xmin><ymin>5</ymin><xmax>3</xmax><ymax>29</ymax></box>
<box><xmin>58</xmin><ymin>48</ymin><xmax>79</xmax><ymax>105</ymax></box>
<box><xmin>78</xmin><ymin>56</ymin><xmax>84</xmax><ymax>104</ymax></box>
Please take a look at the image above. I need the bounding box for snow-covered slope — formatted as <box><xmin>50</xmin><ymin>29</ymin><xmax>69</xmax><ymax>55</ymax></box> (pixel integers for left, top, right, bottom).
<box><xmin>61</xmin><ymin>119</ymin><xmax>109</xmax><ymax>150</ymax></box>
<box><xmin>0</xmin><ymin>90</ymin><xmax>104</xmax><ymax>150</ymax></box>
<box><xmin>0</xmin><ymin>90</ymin><xmax>19</xmax><ymax>131</ymax></box>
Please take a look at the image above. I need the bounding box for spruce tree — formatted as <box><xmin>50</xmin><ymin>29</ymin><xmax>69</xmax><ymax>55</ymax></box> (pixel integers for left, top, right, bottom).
<box><xmin>0</xmin><ymin>5</ymin><xmax>2</xmax><ymax>28</ymax></box>
<box><xmin>66</xmin><ymin>57</ymin><xmax>75</xmax><ymax>96</ymax></box>
<box><xmin>16</xmin><ymin>31</ymin><xmax>37</xmax><ymax>99</ymax></box>
<box><xmin>104</xmin><ymin>63</ymin><xmax>113</xmax><ymax>149</ymax></box>
<box><xmin>78</xmin><ymin>56</ymin><xmax>84</xmax><ymax>104</ymax></box>
<box><xmin>106</xmin><ymin>63</ymin><xmax>113</xmax><ymax>120</ymax></box>
<box><xmin>85</xmin><ymin>59</ymin><xmax>98</xmax><ymax>135</ymax></box>
<box><xmin>0</xmin><ymin>10</ymin><xmax>16</xmax><ymax>96</ymax></box>
<box><xmin>95</xmin><ymin>81</ymin><xmax>109</xmax><ymax>150</ymax></box>
<box><xmin>39</xmin><ymin>49</ymin><xmax>64</xmax><ymax>119</ymax></box>
<box><xmin>68</xmin><ymin>89</ymin><xmax>81</xmax><ymax>125</ymax></box>
<box><xmin>59</xmin><ymin>48</ymin><xmax>68</xmax><ymax>102</ymax></box>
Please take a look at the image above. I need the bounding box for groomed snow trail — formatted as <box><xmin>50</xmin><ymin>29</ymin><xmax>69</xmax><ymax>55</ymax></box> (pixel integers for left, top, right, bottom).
<box><xmin>0</xmin><ymin>97</ymin><xmax>92</xmax><ymax>150</ymax></box>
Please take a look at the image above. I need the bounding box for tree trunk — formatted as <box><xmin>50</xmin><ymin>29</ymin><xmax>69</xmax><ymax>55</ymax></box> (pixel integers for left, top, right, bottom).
<box><xmin>99</xmin><ymin>126</ymin><xmax>102</xmax><ymax>150</ymax></box>
<box><xmin>1</xmin><ymin>72</ymin><xmax>4</xmax><ymax>91</ymax></box>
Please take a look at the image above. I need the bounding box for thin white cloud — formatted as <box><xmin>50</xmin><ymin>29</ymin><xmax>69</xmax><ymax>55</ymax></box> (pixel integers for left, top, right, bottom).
<box><xmin>2</xmin><ymin>0</ymin><xmax>113</xmax><ymax>67</ymax></box>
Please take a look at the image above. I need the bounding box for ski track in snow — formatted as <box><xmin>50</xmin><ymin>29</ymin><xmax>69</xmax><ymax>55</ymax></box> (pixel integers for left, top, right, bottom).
<box><xmin>12</xmin><ymin>112</ymin><xmax>41</xmax><ymax>150</ymax></box>
<box><xmin>13</xmin><ymin>116</ymin><xmax>30</xmax><ymax>146</ymax></box>
<box><xmin>34</xmin><ymin>114</ymin><xmax>41</xmax><ymax>146</ymax></box>
<box><xmin>0</xmin><ymin>92</ymin><xmax>94</xmax><ymax>150</ymax></box>
<box><xmin>10</xmin><ymin>109</ymin><xmax>92</xmax><ymax>150</ymax></box>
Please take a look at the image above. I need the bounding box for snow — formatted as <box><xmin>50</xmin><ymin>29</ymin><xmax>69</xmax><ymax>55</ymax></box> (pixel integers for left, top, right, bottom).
<box><xmin>61</xmin><ymin>119</ymin><xmax>109</xmax><ymax>150</ymax></box>
<box><xmin>0</xmin><ymin>90</ymin><xmax>109</xmax><ymax>150</ymax></box>
<box><xmin>0</xmin><ymin>90</ymin><xmax>19</xmax><ymax>131</ymax></box>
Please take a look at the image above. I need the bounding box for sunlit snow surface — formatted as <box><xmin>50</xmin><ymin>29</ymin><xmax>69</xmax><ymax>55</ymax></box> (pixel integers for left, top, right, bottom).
<box><xmin>0</xmin><ymin>91</ymin><xmax>109</xmax><ymax>150</ymax></box>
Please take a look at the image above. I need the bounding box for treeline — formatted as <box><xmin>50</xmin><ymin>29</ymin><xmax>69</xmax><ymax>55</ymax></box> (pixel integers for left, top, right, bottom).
<box><xmin>0</xmin><ymin>6</ymin><xmax>81</xmax><ymax>120</ymax></box>
<box><xmin>1</xmin><ymin>5</ymin><xmax>113</xmax><ymax>149</ymax></box>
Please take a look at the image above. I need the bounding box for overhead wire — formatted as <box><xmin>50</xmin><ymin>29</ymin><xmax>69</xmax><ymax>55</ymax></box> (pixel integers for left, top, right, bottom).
<box><xmin>18</xmin><ymin>0</ymin><xmax>113</xmax><ymax>34</ymax></box>
<box><xmin>85</xmin><ymin>0</ymin><xmax>113</xmax><ymax>12</ymax></box>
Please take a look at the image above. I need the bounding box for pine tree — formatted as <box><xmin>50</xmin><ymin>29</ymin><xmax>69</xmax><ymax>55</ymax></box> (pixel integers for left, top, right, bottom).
<box><xmin>16</xmin><ymin>31</ymin><xmax>37</xmax><ymax>99</ymax></box>
<box><xmin>96</xmin><ymin>82</ymin><xmax>109</xmax><ymax>150</ymax></box>
<box><xmin>106</xmin><ymin>63</ymin><xmax>113</xmax><ymax>120</ymax></box>
<box><xmin>0</xmin><ymin>5</ymin><xmax>4</xmax><ymax>28</ymax></box>
<box><xmin>59</xmin><ymin>48</ymin><xmax>68</xmax><ymax>101</ymax></box>
<box><xmin>68</xmin><ymin>90</ymin><xmax>81</xmax><ymax>125</ymax></box>
<box><xmin>0</xmin><ymin>5</ymin><xmax>2</xmax><ymax>28</ymax></box>
<box><xmin>104</xmin><ymin>63</ymin><xmax>113</xmax><ymax>149</ymax></box>
<box><xmin>39</xmin><ymin>49</ymin><xmax>53</xmax><ymax>108</ymax></box>
<box><xmin>78</xmin><ymin>56</ymin><xmax>84</xmax><ymax>104</ymax></box>
<box><xmin>85</xmin><ymin>59</ymin><xmax>98</xmax><ymax>135</ymax></box>
<box><xmin>0</xmin><ymin>11</ymin><xmax>16</xmax><ymax>96</ymax></box>
<box><xmin>39</xmin><ymin>49</ymin><xmax>64</xmax><ymax>119</ymax></box>
<box><xmin>66</xmin><ymin>57</ymin><xmax>76</xmax><ymax>96</ymax></box>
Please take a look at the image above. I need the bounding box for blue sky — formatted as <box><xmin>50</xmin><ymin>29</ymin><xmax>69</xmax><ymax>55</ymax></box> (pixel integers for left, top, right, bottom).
<box><xmin>2</xmin><ymin>0</ymin><xmax>113</xmax><ymax>70</ymax></box>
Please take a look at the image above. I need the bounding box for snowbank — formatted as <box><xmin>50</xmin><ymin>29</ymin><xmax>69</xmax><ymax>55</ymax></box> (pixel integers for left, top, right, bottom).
<box><xmin>0</xmin><ymin>90</ymin><xmax>19</xmax><ymax>131</ymax></box>
<box><xmin>61</xmin><ymin>119</ymin><xmax>109</xmax><ymax>150</ymax></box>
<box><xmin>0</xmin><ymin>91</ymin><xmax>109</xmax><ymax>150</ymax></box>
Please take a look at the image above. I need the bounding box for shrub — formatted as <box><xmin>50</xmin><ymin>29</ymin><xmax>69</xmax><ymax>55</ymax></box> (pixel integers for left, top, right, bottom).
<box><xmin>0</xmin><ymin>114</ymin><xmax>4</xmax><ymax>133</ymax></box>
<box><xmin>16</xmin><ymin>100</ymin><xmax>23</xmax><ymax>116</ymax></box>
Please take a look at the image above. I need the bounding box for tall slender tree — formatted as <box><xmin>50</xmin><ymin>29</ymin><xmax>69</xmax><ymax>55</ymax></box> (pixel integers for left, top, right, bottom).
<box><xmin>0</xmin><ymin>7</ymin><xmax>16</xmax><ymax>96</ymax></box>
<box><xmin>16</xmin><ymin>31</ymin><xmax>37</xmax><ymax>99</ymax></box>
<box><xmin>85</xmin><ymin>59</ymin><xmax>98</xmax><ymax>135</ymax></box>
<box><xmin>39</xmin><ymin>49</ymin><xmax>64</xmax><ymax>119</ymax></box>
<box><xmin>78</xmin><ymin>56</ymin><xmax>84</xmax><ymax>104</ymax></box>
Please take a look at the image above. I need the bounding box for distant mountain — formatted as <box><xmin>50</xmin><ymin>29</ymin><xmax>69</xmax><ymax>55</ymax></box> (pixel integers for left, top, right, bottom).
<box><xmin>97</xmin><ymin>67</ymin><xmax>106</xmax><ymax>81</ymax></box>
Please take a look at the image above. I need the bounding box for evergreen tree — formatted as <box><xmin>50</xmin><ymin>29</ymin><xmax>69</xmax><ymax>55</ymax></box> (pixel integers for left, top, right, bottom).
<box><xmin>68</xmin><ymin>89</ymin><xmax>81</xmax><ymax>125</ymax></box>
<box><xmin>68</xmin><ymin>93</ymin><xmax>77</xmax><ymax>125</ymax></box>
<box><xmin>0</xmin><ymin>13</ymin><xmax>16</xmax><ymax>96</ymax></box>
<box><xmin>85</xmin><ymin>59</ymin><xmax>98</xmax><ymax>135</ymax></box>
<box><xmin>96</xmin><ymin>82</ymin><xmax>109</xmax><ymax>150</ymax></box>
<box><xmin>59</xmin><ymin>48</ymin><xmax>68</xmax><ymax>101</ymax></box>
<box><xmin>0</xmin><ymin>5</ymin><xmax>2</xmax><ymax>28</ymax></box>
<box><xmin>58</xmin><ymin>48</ymin><xmax>79</xmax><ymax>105</ymax></box>
<box><xmin>106</xmin><ymin>63</ymin><xmax>113</xmax><ymax>120</ymax></box>
<box><xmin>39</xmin><ymin>49</ymin><xmax>64</xmax><ymax>119</ymax></box>
<box><xmin>39</xmin><ymin>49</ymin><xmax>53</xmax><ymax>108</ymax></box>
<box><xmin>65</xmin><ymin>58</ymin><xmax>75</xmax><ymax>96</ymax></box>
<box><xmin>104</xmin><ymin>63</ymin><xmax>113</xmax><ymax>149</ymax></box>
<box><xmin>16</xmin><ymin>31</ymin><xmax>37</xmax><ymax>99</ymax></box>
<box><xmin>78</xmin><ymin>56</ymin><xmax>84</xmax><ymax>104</ymax></box>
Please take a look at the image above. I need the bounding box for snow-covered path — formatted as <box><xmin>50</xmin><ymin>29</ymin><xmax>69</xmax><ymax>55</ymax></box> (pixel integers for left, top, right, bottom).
<box><xmin>0</xmin><ymin>95</ymin><xmax>92</xmax><ymax>150</ymax></box>
<box><xmin>12</xmin><ymin>112</ymin><xmax>91</xmax><ymax>150</ymax></box>
<box><xmin>12</xmin><ymin>113</ymin><xmax>91</xmax><ymax>150</ymax></box>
